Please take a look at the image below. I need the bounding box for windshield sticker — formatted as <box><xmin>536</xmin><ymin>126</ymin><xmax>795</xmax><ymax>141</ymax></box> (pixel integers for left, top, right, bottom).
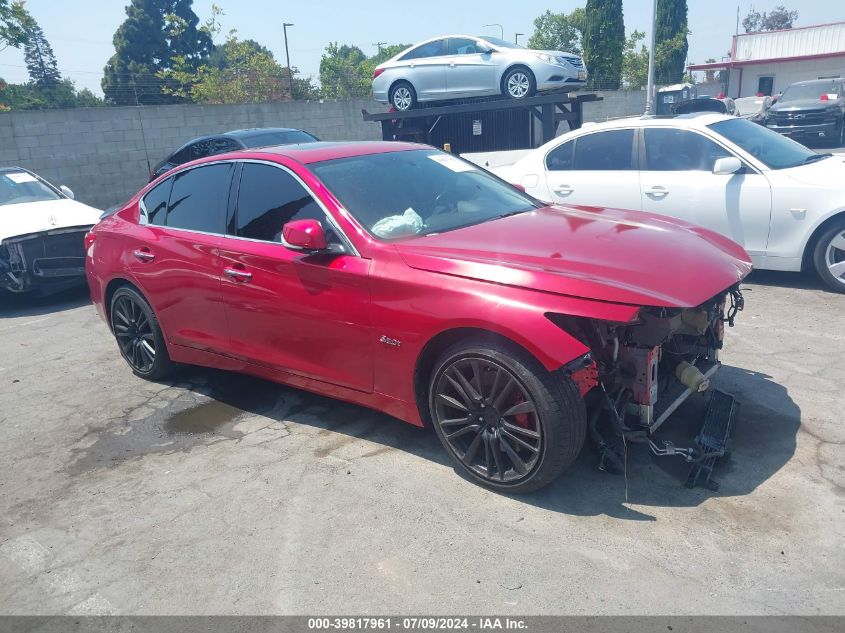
<box><xmin>428</xmin><ymin>154</ymin><xmax>476</xmax><ymax>173</ymax></box>
<box><xmin>4</xmin><ymin>172</ymin><xmax>38</xmax><ymax>184</ymax></box>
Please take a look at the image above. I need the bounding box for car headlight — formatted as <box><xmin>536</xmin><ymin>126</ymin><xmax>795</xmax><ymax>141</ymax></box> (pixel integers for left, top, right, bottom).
<box><xmin>534</xmin><ymin>53</ymin><xmax>558</xmax><ymax>64</ymax></box>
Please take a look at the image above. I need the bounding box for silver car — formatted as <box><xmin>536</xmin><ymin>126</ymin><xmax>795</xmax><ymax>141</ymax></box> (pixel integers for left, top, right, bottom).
<box><xmin>372</xmin><ymin>35</ymin><xmax>587</xmax><ymax>110</ymax></box>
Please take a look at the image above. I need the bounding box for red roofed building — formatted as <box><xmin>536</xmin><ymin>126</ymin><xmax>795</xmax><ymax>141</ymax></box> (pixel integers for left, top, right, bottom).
<box><xmin>688</xmin><ymin>21</ymin><xmax>845</xmax><ymax>98</ymax></box>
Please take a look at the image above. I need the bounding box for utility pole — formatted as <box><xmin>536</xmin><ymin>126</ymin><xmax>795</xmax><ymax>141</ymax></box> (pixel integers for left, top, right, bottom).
<box><xmin>644</xmin><ymin>0</ymin><xmax>657</xmax><ymax>115</ymax></box>
<box><xmin>283</xmin><ymin>22</ymin><xmax>294</xmax><ymax>99</ymax></box>
<box><xmin>483</xmin><ymin>23</ymin><xmax>503</xmax><ymax>40</ymax></box>
<box><xmin>373</xmin><ymin>41</ymin><xmax>387</xmax><ymax>55</ymax></box>
<box><xmin>514</xmin><ymin>33</ymin><xmax>524</xmax><ymax>45</ymax></box>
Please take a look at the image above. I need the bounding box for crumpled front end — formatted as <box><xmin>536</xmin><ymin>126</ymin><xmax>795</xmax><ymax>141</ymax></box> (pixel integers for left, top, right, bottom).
<box><xmin>0</xmin><ymin>226</ymin><xmax>92</xmax><ymax>293</ymax></box>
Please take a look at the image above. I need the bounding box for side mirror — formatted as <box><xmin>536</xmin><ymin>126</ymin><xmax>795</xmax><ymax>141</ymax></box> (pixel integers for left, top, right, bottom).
<box><xmin>282</xmin><ymin>219</ymin><xmax>327</xmax><ymax>251</ymax></box>
<box><xmin>60</xmin><ymin>185</ymin><xmax>75</xmax><ymax>199</ymax></box>
<box><xmin>713</xmin><ymin>156</ymin><xmax>742</xmax><ymax>175</ymax></box>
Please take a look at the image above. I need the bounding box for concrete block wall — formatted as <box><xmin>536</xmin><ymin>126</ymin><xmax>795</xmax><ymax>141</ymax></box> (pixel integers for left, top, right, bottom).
<box><xmin>0</xmin><ymin>99</ymin><xmax>387</xmax><ymax>210</ymax></box>
<box><xmin>0</xmin><ymin>92</ymin><xmax>644</xmax><ymax>209</ymax></box>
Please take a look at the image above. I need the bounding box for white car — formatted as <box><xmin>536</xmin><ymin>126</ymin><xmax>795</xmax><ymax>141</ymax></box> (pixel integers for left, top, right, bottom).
<box><xmin>372</xmin><ymin>35</ymin><xmax>587</xmax><ymax>111</ymax></box>
<box><xmin>1</xmin><ymin>167</ymin><xmax>102</xmax><ymax>294</ymax></box>
<box><xmin>493</xmin><ymin>113</ymin><xmax>845</xmax><ymax>292</ymax></box>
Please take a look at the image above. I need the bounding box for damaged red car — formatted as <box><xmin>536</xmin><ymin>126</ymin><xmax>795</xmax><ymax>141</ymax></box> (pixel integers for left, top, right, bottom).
<box><xmin>85</xmin><ymin>142</ymin><xmax>750</xmax><ymax>493</ymax></box>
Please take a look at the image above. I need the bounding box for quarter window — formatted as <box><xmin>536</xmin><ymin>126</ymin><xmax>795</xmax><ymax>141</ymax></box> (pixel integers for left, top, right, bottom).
<box><xmin>401</xmin><ymin>39</ymin><xmax>446</xmax><ymax>60</ymax></box>
<box><xmin>572</xmin><ymin>130</ymin><xmax>636</xmax><ymax>170</ymax></box>
<box><xmin>233</xmin><ymin>163</ymin><xmax>328</xmax><ymax>243</ymax></box>
<box><xmin>166</xmin><ymin>163</ymin><xmax>233</xmax><ymax>233</ymax></box>
<box><xmin>644</xmin><ymin>128</ymin><xmax>733</xmax><ymax>171</ymax></box>
<box><xmin>141</xmin><ymin>178</ymin><xmax>172</xmax><ymax>226</ymax></box>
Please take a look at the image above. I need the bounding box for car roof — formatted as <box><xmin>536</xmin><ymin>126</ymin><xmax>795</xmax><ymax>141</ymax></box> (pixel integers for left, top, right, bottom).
<box><xmin>247</xmin><ymin>141</ymin><xmax>426</xmax><ymax>164</ymax></box>
<box><xmin>570</xmin><ymin>112</ymin><xmax>733</xmax><ymax>132</ymax></box>
<box><xmin>789</xmin><ymin>78</ymin><xmax>841</xmax><ymax>86</ymax></box>
<box><xmin>223</xmin><ymin>127</ymin><xmax>308</xmax><ymax>138</ymax></box>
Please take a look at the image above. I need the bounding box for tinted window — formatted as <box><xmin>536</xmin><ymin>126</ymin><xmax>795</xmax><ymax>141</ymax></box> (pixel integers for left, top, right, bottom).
<box><xmin>0</xmin><ymin>170</ymin><xmax>61</xmax><ymax>206</ymax></box>
<box><xmin>166</xmin><ymin>163</ymin><xmax>233</xmax><ymax>233</ymax></box>
<box><xmin>546</xmin><ymin>140</ymin><xmax>575</xmax><ymax>171</ymax></box>
<box><xmin>233</xmin><ymin>163</ymin><xmax>325</xmax><ymax>242</ymax></box>
<box><xmin>142</xmin><ymin>178</ymin><xmax>172</xmax><ymax>226</ymax></box>
<box><xmin>190</xmin><ymin>137</ymin><xmax>238</xmax><ymax>160</ymax></box>
<box><xmin>447</xmin><ymin>38</ymin><xmax>480</xmax><ymax>55</ymax></box>
<box><xmin>573</xmin><ymin>130</ymin><xmax>635</xmax><ymax>170</ymax></box>
<box><xmin>401</xmin><ymin>39</ymin><xmax>446</xmax><ymax>60</ymax></box>
<box><xmin>171</xmin><ymin>145</ymin><xmax>191</xmax><ymax>165</ymax></box>
<box><xmin>644</xmin><ymin>128</ymin><xmax>732</xmax><ymax>171</ymax></box>
<box><xmin>238</xmin><ymin>130</ymin><xmax>319</xmax><ymax>148</ymax></box>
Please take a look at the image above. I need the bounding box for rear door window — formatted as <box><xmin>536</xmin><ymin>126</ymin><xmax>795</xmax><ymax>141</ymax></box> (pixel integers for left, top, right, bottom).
<box><xmin>644</xmin><ymin>128</ymin><xmax>733</xmax><ymax>171</ymax></box>
<box><xmin>572</xmin><ymin>130</ymin><xmax>636</xmax><ymax>170</ymax></box>
<box><xmin>232</xmin><ymin>163</ymin><xmax>329</xmax><ymax>243</ymax></box>
<box><xmin>447</xmin><ymin>38</ymin><xmax>480</xmax><ymax>55</ymax></box>
<box><xmin>545</xmin><ymin>140</ymin><xmax>575</xmax><ymax>171</ymax></box>
<box><xmin>165</xmin><ymin>163</ymin><xmax>233</xmax><ymax>233</ymax></box>
<box><xmin>401</xmin><ymin>39</ymin><xmax>446</xmax><ymax>60</ymax></box>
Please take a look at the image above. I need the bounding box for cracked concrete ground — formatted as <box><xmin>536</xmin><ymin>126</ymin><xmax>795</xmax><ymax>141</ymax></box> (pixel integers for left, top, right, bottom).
<box><xmin>0</xmin><ymin>270</ymin><xmax>843</xmax><ymax>615</ymax></box>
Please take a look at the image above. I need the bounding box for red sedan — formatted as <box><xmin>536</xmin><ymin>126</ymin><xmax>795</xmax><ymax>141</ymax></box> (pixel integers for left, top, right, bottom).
<box><xmin>85</xmin><ymin>141</ymin><xmax>751</xmax><ymax>493</ymax></box>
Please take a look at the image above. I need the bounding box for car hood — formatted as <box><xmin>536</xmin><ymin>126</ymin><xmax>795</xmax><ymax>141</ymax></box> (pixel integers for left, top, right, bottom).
<box><xmin>0</xmin><ymin>198</ymin><xmax>101</xmax><ymax>242</ymax></box>
<box><xmin>770</xmin><ymin>99</ymin><xmax>834</xmax><ymax>112</ymax></box>
<box><xmin>395</xmin><ymin>205</ymin><xmax>752</xmax><ymax>308</ymax></box>
<box><xmin>780</xmin><ymin>154</ymin><xmax>845</xmax><ymax>186</ymax></box>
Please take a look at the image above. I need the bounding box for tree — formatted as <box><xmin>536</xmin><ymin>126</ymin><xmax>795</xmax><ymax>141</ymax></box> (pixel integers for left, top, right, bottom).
<box><xmin>288</xmin><ymin>67</ymin><xmax>319</xmax><ymax>100</ymax></box>
<box><xmin>319</xmin><ymin>43</ymin><xmax>369</xmax><ymax>99</ymax></box>
<box><xmin>743</xmin><ymin>5</ymin><xmax>798</xmax><ymax>33</ymax></box>
<box><xmin>527</xmin><ymin>8</ymin><xmax>586</xmax><ymax>54</ymax></box>
<box><xmin>0</xmin><ymin>0</ymin><xmax>27</xmax><ymax>51</ymax></box>
<box><xmin>583</xmin><ymin>0</ymin><xmax>625</xmax><ymax>90</ymax></box>
<box><xmin>159</xmin><ymin>32</ymin><xmax>290</xmax><ymax>104</ymax></box>
<box><xmin>207</xmin><ymin>38</ymin><xmax>271</xmax><ymax>69</ymax></box>
<box><xmin>102</xmin><ymin>0</ymin><xmax>212</xmax><ymax>106</ymax></box>
<box><xmin>654</xmin><ymin>0</ymin><xmax>688</xmax><ymax>85</ymax></box>
<box><xmin>20</xmin><ymin>11</ymin><xmax>61</xmax><ymax>87</ymax></box>
<box><xmin>0</xmin><ymin>77</ymin><xmax>104</xmax><ymax>110</ymax></box>
<box><xmin>622</xmin><ymin>30</ymin><xmax>648</xmax><ymax>89</ymax></box>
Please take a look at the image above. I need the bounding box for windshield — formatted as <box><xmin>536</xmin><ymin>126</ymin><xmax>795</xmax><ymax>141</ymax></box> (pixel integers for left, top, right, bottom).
<box><xmin>477</xmin><ymin>36</ymin><xmax>523</xmax><ymax>50</ymax></box>
<box><xmin>0</xmin><ymin>170</ymin><xmax>63</xmax><ymax>206</ymax></box>
<box><xmin>708</xmin><ymin>118</ymin><xmax>821</xmax><ymax>170</ymax></box>
<box><xmin>310</xmin><ymin>149</ymin><xmax>538</xmax><ymax>240</ymax></box>
<box><xmin>780</xmin><ymin>81</ymin><xmax>840</xmax><ymax>102</ymax></box>
<box><xmin>239</xmin><ymin>130</ymin><xmax>318</xmax><ymax>148</ymax></box>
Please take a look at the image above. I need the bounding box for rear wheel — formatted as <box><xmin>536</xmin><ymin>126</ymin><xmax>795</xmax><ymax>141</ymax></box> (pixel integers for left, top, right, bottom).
<box><xmin>428</xmin><ymin>340</ymin><xmax>586</xmax><ymax>493</ymax></box>
<box><xmin>813</xmin><ymin>220</ymin><xmax>845</xmax><ymax>293</ymax></box>
<box><xmin>502</xmin><ymin>67</ymin><xmax>536</xmax><ymax>100</ymax></box>
<box><xmin>389</xmin><ymin>81</ymin><xmax>416</xmax><ymax>111</ymax></box>
<box><xmin>110</xmin><ymin>286</ymin><xmax>173</xmax><ymax>379</ymax></box>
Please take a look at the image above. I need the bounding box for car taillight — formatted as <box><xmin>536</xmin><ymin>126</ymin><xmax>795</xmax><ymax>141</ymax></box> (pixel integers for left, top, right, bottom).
<box><xmin>84</xmin><ymin>231</ymin><xmax>96</xmax><ymax>252</ymax></box>
<box><xmin>373</xmin><ymin>68</ymin><xmax>385</xmax><ymax>79</ymax></box>
<box><xmin>820</xmin><ymin>94</ymin><xmax>830</xmax><ymax>101</ymax></box>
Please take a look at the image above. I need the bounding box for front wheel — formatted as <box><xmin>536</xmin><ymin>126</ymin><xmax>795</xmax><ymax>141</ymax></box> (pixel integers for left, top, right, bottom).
<box><xmin>813</xmin><ymin>220</ymin><xmax>845</xmax><ymax>293</ymax></box>
<box><xmin>428</xmin><ymin>340</ymin><xmax>586</xmax><ymax>493</ymax></box>
<box><xmin>502</xmin><ymin>67</ymin><xmax>536</xmax><ymax>100</ymax></box>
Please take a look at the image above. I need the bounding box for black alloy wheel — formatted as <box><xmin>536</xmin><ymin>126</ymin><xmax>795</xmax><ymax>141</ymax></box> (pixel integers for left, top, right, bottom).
<box><xmin>110</xmin><ymin>286</ymin><xmax>173</xmax><ymax>379</ymax></box>
<box><xmin>429</xmin><ymin>341</ymin><xmax>585</xmax><ymax>493</ymax></box>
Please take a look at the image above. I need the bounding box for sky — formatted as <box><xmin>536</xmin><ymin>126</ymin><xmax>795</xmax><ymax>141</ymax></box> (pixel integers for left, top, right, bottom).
<box><xmin>0</xmin><ymin>0</ymin><xmax>842</xmax><ymax>95</ymax></box>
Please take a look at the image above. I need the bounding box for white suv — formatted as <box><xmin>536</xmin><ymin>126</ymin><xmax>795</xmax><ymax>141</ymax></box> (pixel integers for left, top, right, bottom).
<box><xmin>494</xmin><ymin>113</ymin><xmax>845</xmax><ymax>292</ymax></box>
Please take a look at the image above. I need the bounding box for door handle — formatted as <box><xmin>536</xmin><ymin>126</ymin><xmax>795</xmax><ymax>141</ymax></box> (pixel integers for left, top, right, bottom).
<box><xmin>132</xmin><ymin>248</ymin><xmax>155</xmax><ymax>262</ymax></box>
<box><xmin>224</xmin><ymin>268</ymin><xmax>252</xmax><ymax>282</ymax></box>
<box><xmin>645</xmin><ymin>186</ymin><xmax>668</xmax><ymax>197</ymax></box>
<box><xmin>449</xmin><ymin>62</ymin><xmax>456</xmax><ymax>67</ymax></box>
<box><xmin>554</xmin><ymin>186</ymin><xmax>574</xmax><ymax>195</ymax></box>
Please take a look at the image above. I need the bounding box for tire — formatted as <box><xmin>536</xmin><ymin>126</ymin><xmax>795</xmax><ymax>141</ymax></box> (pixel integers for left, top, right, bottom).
<box><xmin>427</xmin><ymin>339</ymin><xmax>586</xmax><ymax>493</ymax></box>
<box><xmin>812</xmin><ymin>219</ymin><xmax>845</xmax><ymax>293</ymax></box>
<box><xmin>110</xmin><ymin>286</ymin><xmax>174</xmax><ymax>380</ymax></box>
<box><xmin>502</xmin><ymin>67</ymin><xmax>536</xmax><ymax>100</ymax></box>
<box><xmin>389</xmin><ymin>81</ymin><xmax>416</xmax><ymax>111</ymax></box>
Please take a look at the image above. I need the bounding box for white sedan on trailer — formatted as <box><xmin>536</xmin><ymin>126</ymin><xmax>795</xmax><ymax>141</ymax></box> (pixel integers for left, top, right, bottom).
<box><xmin>1</xmin><ymin>167</ymin><xmax>102</xmax><ymax>295</ymax></box>
<box><xmin>493</xmin><ymin>113</ymin><xmax>845</xmax><ymax>292</ymax></box>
